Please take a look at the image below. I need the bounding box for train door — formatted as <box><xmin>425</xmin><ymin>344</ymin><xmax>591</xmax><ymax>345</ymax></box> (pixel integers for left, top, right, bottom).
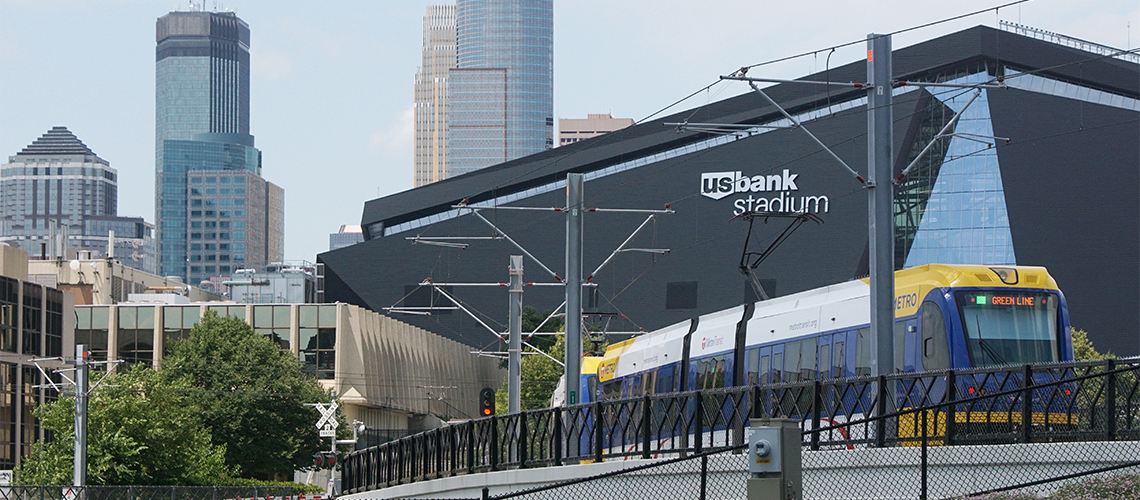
<box><xmin>758</xmin><ymin>346</ymin><xmax>772</xmax><ymax>384</ymax></box>
<box><xmin>770</xmin><ymin>344</ymin><xmax>785</xmax><ymax>384</ymax></box>
<box><xmin>818</xmin><ymin>335</ymin><xmax>833</xmax><ymax>380</ymax></box>
<box><xmin>831</xmin><ymin>334</ymin><xmax>847</xmax><ymax>379</ymax></box>
<box><xmin>745</xmin><ymin>348</ymin><xmax>760</xmax><ymax>386</ymax></box>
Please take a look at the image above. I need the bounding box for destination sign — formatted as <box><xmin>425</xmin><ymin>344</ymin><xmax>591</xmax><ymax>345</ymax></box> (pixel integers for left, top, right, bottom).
<box><xmin>970</xmin><ymin>295</ymin><xmax>1048</xmax><ymax>307</ymax></box>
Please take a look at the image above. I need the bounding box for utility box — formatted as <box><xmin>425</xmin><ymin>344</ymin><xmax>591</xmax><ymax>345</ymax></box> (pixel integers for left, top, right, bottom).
<box><xmin>747</xmin><ymin>418</ymin><xmax>802</xmax><ymax>500</ymax></box>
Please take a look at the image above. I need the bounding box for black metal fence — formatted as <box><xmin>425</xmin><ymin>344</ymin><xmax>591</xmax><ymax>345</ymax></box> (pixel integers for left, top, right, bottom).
<box><xmin>0</xmin><ymin>486</ymin><xmax>302</xmax><ymax>500</ymax></box>
<box><xmin>342</xmin><ymin>358</ymin><xmax>1140</xmax><ymax>494</ymax></box>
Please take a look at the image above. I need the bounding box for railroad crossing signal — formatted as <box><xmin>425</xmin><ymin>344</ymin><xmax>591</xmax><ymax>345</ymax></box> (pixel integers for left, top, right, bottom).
<box><xmin>314</xmin><ymin>401</ymin><xmax>339</xmax><ymax>437</ymax></box>
<box><xmin>311</xmin><ymin>451</ymin><xmax>338</xmax><ymax>469</ymax></box>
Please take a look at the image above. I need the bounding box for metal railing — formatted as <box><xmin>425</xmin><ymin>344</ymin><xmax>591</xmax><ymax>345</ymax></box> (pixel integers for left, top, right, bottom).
<box><xmin>342</xmin><ymin>358</ymin><xmax>1140</xmax><ymax>493</ymax></box>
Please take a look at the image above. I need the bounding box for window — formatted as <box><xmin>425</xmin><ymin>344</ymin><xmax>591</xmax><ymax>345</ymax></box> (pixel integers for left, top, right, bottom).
<box><xmin>855</xmin><ymin>329</ymin><xmax>871</xmax><ymax>377</ymax></box>
<box><xmin>833</xmin><ymin>341</ymin><xmax>845</xmax><ymax>378</ymax></box>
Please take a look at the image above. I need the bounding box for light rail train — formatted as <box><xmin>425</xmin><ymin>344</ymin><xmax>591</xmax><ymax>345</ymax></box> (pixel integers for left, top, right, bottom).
<box><xmin>562</xmin><ymin>264</ymin><xmax>1072</xmax><ymax>409</ymax></box>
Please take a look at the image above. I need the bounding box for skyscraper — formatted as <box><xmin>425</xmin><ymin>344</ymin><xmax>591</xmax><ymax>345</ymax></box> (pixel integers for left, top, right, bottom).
<box><xmin>1</xmin><ymin>127</ymin><xmax>157</xmax><ymax>272</ymax></box>
<box><xmin>155</xmin><ymin>9</ymin><xmax>283</xmax><ymax>284</ymax></box>
<box><xmin>445</xmin><ymin>0</ymin><xmax>552</xmax><ymax>178</ymax></box>
<box><xmin>413</xmin><ymin>5</ymin><xmax>456</xmax><ymax>188</ymax></box>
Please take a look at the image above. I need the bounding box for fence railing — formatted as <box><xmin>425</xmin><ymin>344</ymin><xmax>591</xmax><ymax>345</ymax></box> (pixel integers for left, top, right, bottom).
<box><xmin>342</xmin><ymin>358</ymin><xmax>1140</xmax><ymax>494</ymax></box>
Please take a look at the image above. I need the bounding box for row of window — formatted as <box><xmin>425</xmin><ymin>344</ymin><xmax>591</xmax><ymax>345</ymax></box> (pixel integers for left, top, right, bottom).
<box><xmin>190</xmin><ymin>198</ymin><xmax>246</xmax><ymax>207</ymax></box>
<box><xmin>190</xmin><ymin>176</ymin><xmax>246</xmax><ymax>185</ymax></box>
<box><xmin>189</xmin><ymin>232</ymin><xmax>245</xmax><ymax>240</ymax></box>
<box><xmin>190</xmin><ymin>209</ymin><xmax>245</xmax><ymax>218</ymax></box>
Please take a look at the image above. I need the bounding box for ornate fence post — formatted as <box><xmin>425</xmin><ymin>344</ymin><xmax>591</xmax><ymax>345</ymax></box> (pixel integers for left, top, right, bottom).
<box><xmin>594</xmin><ymin>400</ymin><xmax>604</xmax><ymax>462</ymax></box>
<box><xmin>946</xmin><ymin>369</ymin><xmax>957</xmax><ymax>446</ymax></box>
<box><xmin>694</xmin><ymin>391</ymin><xmax>704</xmax><ymax>454</ymax></box>
<box><xmin>1106</xmin><ymin>358</ymin><xmax>1117</xmax><ymax>441</ymax></box>
<box><xmin>1021</xmin><ymin>364</ymin><xmax>1033</xmax><ymax>443</ymax></box>
<box><xmin>466</xmin><ymin>422</ymin><xmax>476</xmax><ymax>474</ymax></box>
<box><xmin>490</xmin><ymin>415</ymin><xmax>500</xmax><ymax>471</ymax></box>
<box><xmin>876</xmin><ymin>375</ymin><xmax>887</xmax><ymax>448</ymax></box>
<box><xmin>518</xmin><ymin>413</ymin><xmax>529</xmax><ymax>468</ymax></box>
<box><xmin>811</xmin><ymin>380</ymin><xmax>822</xmax><ymax>451</ymax></box>
<box><xmin>642</xmin><ymin>394</ymin><xmax>652</xmax><ymax>459</ymax></box>
<box><xmin>553</xmin><ymin>407</ymin><xmax>563</xmax><ymax>466</ymax></box>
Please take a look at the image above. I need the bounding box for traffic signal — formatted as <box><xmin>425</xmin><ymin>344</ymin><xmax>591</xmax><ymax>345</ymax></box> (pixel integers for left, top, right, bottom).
<box><xmin>479</xmin><ymin>388</ymin><xmax>495</xmax><ymax>416</ymax></box>
<box><xmin>312</xmin><ymin>451</ymin><xmax>339</xmax><ymax>469</ymax></box>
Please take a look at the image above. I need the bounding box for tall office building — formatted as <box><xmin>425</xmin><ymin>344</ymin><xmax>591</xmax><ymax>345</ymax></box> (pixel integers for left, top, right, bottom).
<box><xmin>446</xmin><ymin>0</ymin><xmax>553</xmax><ymax>177</ymax></box>
<box><xmin>1</xmin><ymin>127</ymin><xmax>157</xmax><ymax>272</ymax></box>
<box><xmin>413</xmin><ymin>5</ymin><xmax>457</xmax><ymax>187</ymax></box>
<box><xmin>155</xmin><ymin>9</ymin><xmax>283</xmax><ymax>284</ymax></box>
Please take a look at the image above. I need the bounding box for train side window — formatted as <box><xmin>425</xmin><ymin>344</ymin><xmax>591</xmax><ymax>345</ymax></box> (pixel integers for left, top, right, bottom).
<box><xmin>588</xmin><ymin>375</ymin><xmax>599</xmax><ymax>402</ymax></box>
<box><xmin>759</xmin><ymin>355</ymin><xmax>770</xmax><ymax>384</ymax></box>
<box><xmin>713</xmin><ymin>357</ymin><xmax>726</xmax><ymax>388</ymax></box>
<box><xmin>921</xmin><ymin>300</ymin><xmax>951</xmax><ymax>371</ymax></box>
<box><xmin>800</xmin><ymin>339</ymin><xmax>817</xmax><ymax>381</ymax></box>
<box><xmin>746</xmin><ymin>349</ymin><xmax>759</xmax><ymax>385</ymax></box>
<box><xmin>656</xmin><ymin>367</ymin><xmax>674</xmax><ymax>393</ymax></box>
<box><xmin>643</xmin><ymin>371</ymin><xmax>657</xmax><ymax>396</ymax></box>
<box><xmin>819</xmin><ymin>342</ymin><xmax>831</xmax><ymax>379</ymax></box>
<box><xmin>602</xmin><ymin>381</ymin><xmax>621</xmax><ymax>401</ymax></box>
<box><xmin>784</xmin><ymin>342</ymin><xmax>801</xmax><ymax>382</ymax></box>
<box><xmin>772</xmin><ymin>353</ymin><xmax>784</xmax><ymax>383</ymax></box>
<box><xmin>695</xmin><ymin>359</ymin><xmax>707</xmax><ymax>390</ymax></box>
<box><xmin>833</xmin><ymin>342</ymin><xmax>845</xmax><ymax>378</ymax></box>
<box><xmin>856</xmin><ymin>328</ymin><xmax>871</xmax><ymax>377</ymax></box>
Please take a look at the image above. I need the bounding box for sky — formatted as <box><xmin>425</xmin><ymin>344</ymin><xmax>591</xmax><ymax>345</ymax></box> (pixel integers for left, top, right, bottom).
<box><xmin>1</xmin><ymin>0</ymin><xmax>1136</xmax><ymax>264</ymax></box>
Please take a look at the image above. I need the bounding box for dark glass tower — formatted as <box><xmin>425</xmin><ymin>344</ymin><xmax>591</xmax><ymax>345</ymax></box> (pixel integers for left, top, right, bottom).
<box><xmin>155</xmin><ymin>10</ymin><xmax>280</xmax><ymax>283</ymax></box>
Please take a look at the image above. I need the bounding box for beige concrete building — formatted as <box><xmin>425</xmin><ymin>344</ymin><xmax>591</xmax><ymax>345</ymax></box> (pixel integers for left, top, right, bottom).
<box><xmin>413</xmin><ymin>5</ymin><xmax>457</xmax><ymax>187</ymax></box>
<box><xmin>28</xmin><ymin>255</ymin><xmax>224</xmax><ymax>305</ymax></box>
<box><xmin>75</xmin><ymin>301</ymin><xmax>503</xmax><ymax>440</ymax></box>
<box><xmin>558</xmin><ymin>113</ymin><xmax>635</xmax><ymax>146</ymax></box>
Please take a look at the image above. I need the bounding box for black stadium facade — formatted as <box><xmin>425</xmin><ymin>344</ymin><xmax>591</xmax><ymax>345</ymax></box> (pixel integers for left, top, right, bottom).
<box><xmin>321</xmin><ymin>25</ymin><xmax>1140</xmax><ymax>357</ymax></box>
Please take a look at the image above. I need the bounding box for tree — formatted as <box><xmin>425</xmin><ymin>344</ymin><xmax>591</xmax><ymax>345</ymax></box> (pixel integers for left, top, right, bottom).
<box><xmin>15</xmin><ymin>365</ymin><xmax>229</xmax><ymax>485</ymax></box>
<box><xmin>160</xmin><ymin>311</ymin><xmax>329</xmax><ymax>480</ymax></box>
<box><xmin>1071</xmin><ymin>327</ymin><xmax>1112</xmax><ymax>361</ymax></box>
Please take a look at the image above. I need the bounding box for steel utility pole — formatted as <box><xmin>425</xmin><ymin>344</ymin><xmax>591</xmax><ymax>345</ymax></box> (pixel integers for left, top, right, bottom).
<box><xmin>73</xmin><ymin>344</ymin><xmax>88</xmax><ymax>487</ymax></box>
<box><xmin>508</xmin><ymin>255</ymin><xmax>523</xmax><ymax>413</ymax></box>
<box><xmin>565</xmin><ymin>173</ymin><xmax>584</xmax><ymax>406</ymax></box>
<box><xmin>867</xmin><ymin>33</ymin><xmax>895</xmax><ymax>379</ymax></box>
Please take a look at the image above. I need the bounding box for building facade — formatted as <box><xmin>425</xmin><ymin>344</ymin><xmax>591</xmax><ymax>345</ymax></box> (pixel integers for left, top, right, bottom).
<box><xmin>325</xmin><ymin>25</ymin><xmax>1140</xmax><ymax>357</ymax></box>
<box><xmin>74</xmin><ymin>301</ymin><xmax>502</xmax><ymax>436</ymax></box>
<box><xmin>155</xmin><ymin>10</ymin><xmax>283</xmax><ymax>284</ymax></box>
<box><xmin>446</xmin><ymin>0</ymin><xmax>553</xmax><ymax>177</ymax></box>
<box><xmin>0</xmin><ymin>245</ymin><xmax>76</xmax><ymax>470</ymax></box>
<box><xmin>329</xmin><ymin>224</ymin><xmax>364</xmax><ymax>251</ymax></box>
<box><xmin>558</xmin><ymin>113</ymin><xmax>635</xmax><ymax>146</ymax></box>
<box><xmin>413</xmin><ymin>5</ymin><xmax>457</xmax><ymax>187</ymax></box>
<box><xmin>1</xmin><ymin>127</ymin><xmax>157</xmax><ymax>272</ymax></box>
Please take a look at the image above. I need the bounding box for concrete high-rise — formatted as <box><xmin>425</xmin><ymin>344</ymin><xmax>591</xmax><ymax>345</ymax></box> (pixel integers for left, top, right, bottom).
<box><xmin>155</xmin><ymin>9</ymin><xmax>283</xmax><ymax>284</ymax></box>
<box><xmin>558</xmin><ymin>114</ymin><xmax>635</xmax><ymax>146</ymax></box>
<box><xmin>446</xmin><ymin>0</ymin><xmax>553</xmax><ymax>178</ymax></box>
<box><xmin>413</xmin><ymin>5</ymin><xmax>457</xmax><ymax>187</ymax></box>
<box><xmin>1</xmin><ymin>127</ymin><xmax>157</xmax><ymax>272</ymax></box>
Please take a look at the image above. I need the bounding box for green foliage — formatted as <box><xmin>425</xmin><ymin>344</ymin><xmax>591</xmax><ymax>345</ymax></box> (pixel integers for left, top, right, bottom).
<box><xmin>160</xmin><ymin>311</ymin><xmax>330</xmax><ymax>481</ymax></box>
<box><xmin>15</xmin><ymin>365</ymin><xmax>229</xmax><ymax>485</ymax></box>
<box><xmin>1071</xmin><ymin>328</ymin><xmax>1112</xmax><ymax>361</ymax></box>
<box><xmin>496</xmin><ymin>335</ymin><xmax>564</xmax><ymax>413</ymax></box>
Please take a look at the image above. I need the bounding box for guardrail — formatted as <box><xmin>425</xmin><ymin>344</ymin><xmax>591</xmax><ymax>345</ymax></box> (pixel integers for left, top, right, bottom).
<box><xmin>0</xmin><ymin>486</ymin><xmax>304</xmax><ymax>500</ymax></box>
<box><xmin>342</xmin><ymin>358</ymin><xmax>1140</xmax><ymax>493</ymax></box>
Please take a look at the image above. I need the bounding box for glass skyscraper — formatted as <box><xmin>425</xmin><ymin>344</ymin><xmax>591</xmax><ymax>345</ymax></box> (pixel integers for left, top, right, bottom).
<box><xmin>155</xmin><ymin>9</ymin><xmax>282</xmax><ymax>283</ymax></box>
<box><xmin>446</xmin><ymin>0</ymin><xmax>553</xmax><ymax>177</ymax></box>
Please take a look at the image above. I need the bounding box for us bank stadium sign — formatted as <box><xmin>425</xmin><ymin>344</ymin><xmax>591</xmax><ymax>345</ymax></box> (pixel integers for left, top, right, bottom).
<box><xmin>700</xmin><ymin>169</ymin><xmax>830</xmax><ymax>216</ymax></box>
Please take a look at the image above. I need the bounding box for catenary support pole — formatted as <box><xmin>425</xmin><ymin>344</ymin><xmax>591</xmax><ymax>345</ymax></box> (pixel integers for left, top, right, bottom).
<box><xmin>74</xmin><ymin>344</ymin><xmax>88</xmax><ymax>487</ymax></box>
<box><xmin>565</xmin><ymin>173</ymin><xmax>584</xmax><ymax>406</ymax></box>
<box><xmin>509</xmin><ymin>255</ymin><xmax>523</xmax><ymax>414</ymax></box>
<box><xmin>867</xmin><ymin>33</ymin><xmax>895</xmax><ymax>381</ymax></box>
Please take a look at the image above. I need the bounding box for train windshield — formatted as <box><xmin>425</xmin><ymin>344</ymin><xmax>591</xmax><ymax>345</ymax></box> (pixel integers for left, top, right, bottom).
<box><xmin>955</xmin><ymin>291</ymin><xmax>1060</xmax><ymax>367</ymax></box>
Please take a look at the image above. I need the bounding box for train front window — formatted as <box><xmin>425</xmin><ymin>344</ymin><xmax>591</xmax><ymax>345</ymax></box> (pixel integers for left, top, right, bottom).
<box><xmin>955</xmin><ymin>291</ymin><xmax>1059</xmax><ymax>367</ymax></box>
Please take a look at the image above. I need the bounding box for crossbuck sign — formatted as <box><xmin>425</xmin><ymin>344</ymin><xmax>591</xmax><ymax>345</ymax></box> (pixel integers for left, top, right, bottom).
<box><xmin>314</xmin><ymin>402</ymin><xmax>339</xmax><ymax>437</ymax></box>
